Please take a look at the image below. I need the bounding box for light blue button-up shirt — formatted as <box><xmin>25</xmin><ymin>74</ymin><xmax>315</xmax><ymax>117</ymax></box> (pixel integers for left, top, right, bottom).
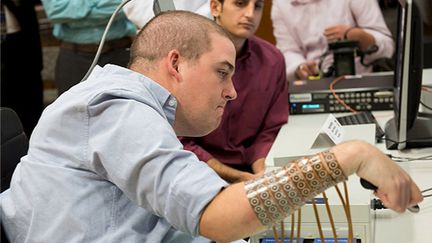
<box><xmin>41</xmin><ymin>0</ymin><xmax>136</xmax><ymax>43</ymax></box>
<box><xmin>1</xmin><ymin>65</ymin><xmax>229</xmax><ymax>242</ymax></box>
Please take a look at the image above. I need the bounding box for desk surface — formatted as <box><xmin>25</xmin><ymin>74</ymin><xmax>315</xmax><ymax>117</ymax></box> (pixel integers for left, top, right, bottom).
<box><xmin>264</xmin><ymin>69</ymin><xmax>432</xmax><ymax>243</ymax></box>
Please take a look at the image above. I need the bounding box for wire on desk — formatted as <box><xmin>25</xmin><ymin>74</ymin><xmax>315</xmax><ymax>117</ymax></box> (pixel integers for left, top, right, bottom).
<box><xmin>329</xmin><ymin>76</ymin><xmax>359</xmax><ymax>113</ymax></box>
<box><xmin>420</xmin><ymin>100</ymin><xmax>432</xmax><ymax>110</ymax></box>
<box><xmin>422</xmin><ymin>187</ymin><xmax>432</xmax><ymax>198</ymax></box>
<box><xmin>386</xmin><ymin>154</ymin><xmax>432</xmax><ymax>162</ymax></box>
<box><xmin>380</xmin><ymin>136</ymin><xmax>432</xmax><ymax>148</ymax></box>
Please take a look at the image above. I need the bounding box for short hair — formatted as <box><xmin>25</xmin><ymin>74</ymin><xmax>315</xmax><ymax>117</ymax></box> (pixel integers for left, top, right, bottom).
<box><xmin>129</xmin><ymin>10</ymin><xmax>231</xmax><ymax>67</ymax></box>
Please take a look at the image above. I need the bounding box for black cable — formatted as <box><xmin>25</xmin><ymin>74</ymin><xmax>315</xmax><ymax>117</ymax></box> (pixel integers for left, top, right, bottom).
<box><xmin>380</xmin><ymin>136</ymin><xmax>432</xmax><ymax>145</ymax></box>
<box><xmin>422</xmin><ymin>187</ymin><xmax>432</xmax><ymax>193</ymax></box>
<box><xmin>421</xmin><ymin>187</ymin><xmax>432</xmax><ymax>197</ymax></box>
<box><xmin>387</xmin><ymin>154</ymin><xmax>432</xmax><ymax>162</ymax></box>
<box><xmin>420</xmin><ymin>100</ymin><xmax>432</xmax><ymax>110</ymax></box>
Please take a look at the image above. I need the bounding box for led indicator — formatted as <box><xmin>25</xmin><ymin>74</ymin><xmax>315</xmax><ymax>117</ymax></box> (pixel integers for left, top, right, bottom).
<box><xmin>302</xmin><ymin>104</ymin><xmax>321</xmax><ymax>109</ymax></box>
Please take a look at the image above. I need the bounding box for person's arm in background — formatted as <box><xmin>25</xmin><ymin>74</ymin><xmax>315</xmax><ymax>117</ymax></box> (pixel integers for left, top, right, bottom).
<box><xmin>271</xmin><ymin>0</ymin><xmax>310</xmax><ymax>81</ymax></box>
<box><xmin>251</xmin><ymin>158</ymin><xmax>265</xmax><ymax>175</ymax></box>
<box><xmin>179</xmin><ymin>137</ymin><xmax>256</xmax><ymax>183</ymax></box>
<box><xmin>41</xmin><ymin>0</ymin><xmax>127</xmax><ymax>25</ymax></box>
<box><xmin>343</xmin><ymin>0</ymin><xmax>394</xmax><ymax>63</ymax></box>
<box><xmin>245</xmin><ymin>51</ymin><xmax>288</xmax><ymax>174</ymax></box>
<box><xmin>324</xmin><ymin>24</ymin><xmax>375</xmax><ymax>50</ymax></box>
<box><xmin>199</xmin><ymin>140</ymin><xmax>423</xmax><ymax>242</ymax></box>
<box><xmin>207</xmin><ymin>158</ymin><xmax>257</xmax><ymax>183</ymax></box>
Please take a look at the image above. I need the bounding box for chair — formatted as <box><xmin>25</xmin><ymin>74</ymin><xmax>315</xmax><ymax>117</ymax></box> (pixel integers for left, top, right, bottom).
<box><xmin>1</xmin><ymin>107</ymin><xmax>29</xmax><ymax>243</ymax></box>
<box><xmin>1</xmin><ymin>107</ymin><xmax>29</xmax><ymax>192</ymax></box>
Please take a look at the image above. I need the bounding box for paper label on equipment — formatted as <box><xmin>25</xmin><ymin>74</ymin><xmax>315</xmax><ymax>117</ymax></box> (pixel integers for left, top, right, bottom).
<box><xmin>322</xmin><ymin>114</ymin><xmax>344</xmax><ymax>144</ymax></box>
<box><xmin>290</xmin><ymin>93</ymin><xmax>312</xmax><ymax>102</ymax></box>
<box><xmin>311</xmin><ymin>114</ymin><xmax>345</xmax><ymax>148</ymax></box>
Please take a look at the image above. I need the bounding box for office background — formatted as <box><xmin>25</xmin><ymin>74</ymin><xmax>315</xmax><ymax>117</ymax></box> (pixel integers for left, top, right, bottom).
<box><xmin>34</xmin><ymin>0</ymin><xmax>432</xmax><ymax>107</ymax></box>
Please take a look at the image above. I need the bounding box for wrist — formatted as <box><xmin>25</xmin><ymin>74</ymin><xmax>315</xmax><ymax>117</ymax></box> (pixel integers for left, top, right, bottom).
<box><xmin>330</xmin><ymin>140</ymin><xmax>370</xmax><ymax>177</ymax></box>
<box><xmin>344</xmin><ymin>27</ymin><xmax>356</xmax><ymax>40</ymax></box>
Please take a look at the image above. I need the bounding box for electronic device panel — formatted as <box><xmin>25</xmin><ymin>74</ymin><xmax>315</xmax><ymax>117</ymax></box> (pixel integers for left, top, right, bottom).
<box><xmin>289</xmin><ymin>74</ymin><xmax>394</xmax><ymax>114</ymax></box>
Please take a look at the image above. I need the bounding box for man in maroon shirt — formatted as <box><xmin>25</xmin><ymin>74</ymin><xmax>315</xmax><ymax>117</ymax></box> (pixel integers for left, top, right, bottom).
<box><xmin>180</xmin><ymin>0</ymin><xmax>288</xmax><ymax>183</ymax></box>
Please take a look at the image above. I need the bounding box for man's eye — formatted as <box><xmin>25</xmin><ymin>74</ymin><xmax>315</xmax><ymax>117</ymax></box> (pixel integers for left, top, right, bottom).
<box><xmin>235</xmin><ymin>0</ymin><xmax>246</xmax><ymax>7</ymax></box>
<box><xmin>255</xmin><ymin>2</ymin><xmax>264</xmax><ymax>9</ymax></box>
<box><xmin>218</xmin><ymin>70</ymin><xmax>228</xmax><ymax>79</ymax></box>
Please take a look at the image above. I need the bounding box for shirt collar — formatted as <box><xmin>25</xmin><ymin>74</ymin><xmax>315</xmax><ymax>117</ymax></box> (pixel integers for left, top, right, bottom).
<box><xmin>92</xmin><ymin>64</ymin><xmax>177</xmax><ymax>126</ymax></box>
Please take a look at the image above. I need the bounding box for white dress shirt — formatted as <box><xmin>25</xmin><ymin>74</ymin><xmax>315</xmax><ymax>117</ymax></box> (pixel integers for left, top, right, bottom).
<box><xmin>124</xmin><ymin>0</ymin><xmax>211</xmax><ymax>28</ymax></box>
<box><xmin>271</xmin><ymin>0</ymin><xmax>395</xmax><ymax>81</ymax></box>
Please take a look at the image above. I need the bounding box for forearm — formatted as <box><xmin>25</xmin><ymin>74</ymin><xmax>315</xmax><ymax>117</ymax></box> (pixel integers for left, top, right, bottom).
<box><xmin>207</xmin><ymin>158</ymin><xmax>254</xmax><ymax>183</ymax></box>
<box><xmin>345</xmin><ymin>27</ymin><xmax>376</xmax><ymax>50</ymax></box>
<box><xmin>199</xmin><ymin>140</ymin><xmax>422</xmax><ymax>242</ymax></box>
<box><xmin>200</xmin><ymin>182</ymin><xmax>266</xmax><ymax>241</ymax></box>
<box><xmin>41</xmin><ymin>0</ymin><xmax>123</xmax><ymax>23</ymax></box>
<box><xmin>200</xmin><ymin>147</ymin><xmax>351</xmax><ymax>241</ymax></box>
<box><xmin>251</xmin><ymin>158</ymin><xmax>265</xmax><ymax>175</ymax></box>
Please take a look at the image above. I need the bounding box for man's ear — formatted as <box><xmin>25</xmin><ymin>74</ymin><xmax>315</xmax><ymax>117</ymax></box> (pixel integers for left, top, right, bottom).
<box><xmin>167</xmin><ymin>49</ymin><xmax>181</xmax><ymax>81</ymax></box>
<box><xmin>210</xmin><ymin>0</ymin><xmax>222</xmax><ymax>18</ymax></box>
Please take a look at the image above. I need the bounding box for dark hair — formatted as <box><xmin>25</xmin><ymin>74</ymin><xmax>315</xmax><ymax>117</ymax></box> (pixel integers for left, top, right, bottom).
<box><xmin>129</xmin><ymin>10</ymin><xmax>231</xmax><ymax>67</ymax></box>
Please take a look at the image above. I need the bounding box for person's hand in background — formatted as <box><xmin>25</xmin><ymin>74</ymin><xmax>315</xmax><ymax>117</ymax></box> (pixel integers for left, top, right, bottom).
<box><xmin>295</xmin><ymin>60</ymin><xmax>319</xmax><ymax>80</ymax></box>
<box><xmin>324</xmin><ymin>24</ymin><xmax>352</xmax><ymax>42</ymax></box>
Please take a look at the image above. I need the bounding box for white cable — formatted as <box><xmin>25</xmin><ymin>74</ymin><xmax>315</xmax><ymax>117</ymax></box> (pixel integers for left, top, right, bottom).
<box><xmin>80</xmin><ymin>0</ymin><xmax>133</xmax><ymax>82</ymax></box>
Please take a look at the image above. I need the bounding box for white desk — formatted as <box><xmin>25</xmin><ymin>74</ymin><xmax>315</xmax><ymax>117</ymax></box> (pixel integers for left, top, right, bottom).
<box><xmin>262</xmin><ymin>69</ymin><xmax>432</xmax><ymax>243</ymax></box>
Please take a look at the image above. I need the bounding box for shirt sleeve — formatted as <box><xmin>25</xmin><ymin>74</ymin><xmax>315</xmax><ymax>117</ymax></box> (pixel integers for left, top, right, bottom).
<box><xmin>41</xmin><ymin>0</ymin><xmax>125</xmax><ymax>24</ymax></box>
<box><xmin>123</xmin><ymin>0</ymin><xmax>154</xmax><ymax>29</ymax></box>
<box><xmin>271</xmin><ymin>0</ymin><xmax>307</xmax><ymax>81</ymax></box>
<box><xmin>87</xmin><ymin>99</ymin><xmax>228</xmax><ymax>236</ymax></box>
<box><xmin>124</xmin><ymin>0</ymin><xmax>211</xmax><ymax>29</ymax></box>
<box><xmin>245</xmin><ymin>53</ymin><xmax>289</xmax><ymax>164</ymax></box>
<box><xmin>350</xmin><ymin>0</ymin><xmax>395</xmax><ymax>62</ymax></box>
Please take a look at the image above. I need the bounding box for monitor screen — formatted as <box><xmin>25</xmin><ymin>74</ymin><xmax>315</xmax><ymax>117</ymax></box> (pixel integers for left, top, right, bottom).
<box><xmin>384</xmin><ymin>0</ymin><xmax>432</xmax><ymax>149</ymax></box>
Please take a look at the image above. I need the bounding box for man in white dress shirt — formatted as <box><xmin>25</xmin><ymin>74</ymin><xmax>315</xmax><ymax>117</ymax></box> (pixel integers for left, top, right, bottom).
<box><xmin>271</xmin><ymin>0</ymin><xmax>395</xmax><ymax>81</ymax></box>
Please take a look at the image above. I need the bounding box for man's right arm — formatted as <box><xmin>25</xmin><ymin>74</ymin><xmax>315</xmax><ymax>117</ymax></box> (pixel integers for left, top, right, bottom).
<box><xmin>199</xmin><ymin>140</ymin><xmax>423</xmax><ymax>242</ymax></box>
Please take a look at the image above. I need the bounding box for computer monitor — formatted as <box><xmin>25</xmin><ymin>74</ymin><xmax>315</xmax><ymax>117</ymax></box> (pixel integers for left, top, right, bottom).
<box><xmin>384</xmin><ymin>0</ymin><xmax>432</xmax><ymax>150</ymax></box>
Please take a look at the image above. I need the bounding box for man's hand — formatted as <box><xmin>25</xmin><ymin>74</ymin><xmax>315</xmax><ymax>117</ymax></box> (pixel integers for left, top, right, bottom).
<box><xmin>295</xmin><ymin>60</ymin><xmax>319</xmax><ymax>80</ymax></box>
<box><xmin>324</xmin><ymin>24</ymin><xmax>352</xmax><ymax>42</ymax></box>
<box><xmin>331</xmin><ymin>140</ymin><xmax>423</xmax><ymax>213</ymax></box>
<box><xmin>325</xmin><ymin>24</ymin><xmax>376</xmax><ymax>50</ymax></box>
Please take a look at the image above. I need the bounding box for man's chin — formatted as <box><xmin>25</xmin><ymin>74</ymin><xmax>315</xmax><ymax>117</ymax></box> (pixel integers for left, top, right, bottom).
<box><xmin>178</xmin><ymin>122</ymin><xmax>220</xmax><ymax>137</ymax></box>
<box><xmin>198</xmin><ymin>118</ymin><xmax>222</xmax><ymax>137</ymax></box>
<box><xmin>200</xmin><ymin>121</ymin><xmax>221</xmax><ymax>137</ymax></box>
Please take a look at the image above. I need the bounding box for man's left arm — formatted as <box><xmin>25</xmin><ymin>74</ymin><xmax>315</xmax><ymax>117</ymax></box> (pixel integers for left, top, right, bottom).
<box><xmin>251</xmin><ymin>158</ymin><xmax>265</xmax><ymax>175</ymax></box>
<box><xmin>350</xmin><ymin>0</ymin><xmax>395</xmax><ymax>60</ymax></box>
